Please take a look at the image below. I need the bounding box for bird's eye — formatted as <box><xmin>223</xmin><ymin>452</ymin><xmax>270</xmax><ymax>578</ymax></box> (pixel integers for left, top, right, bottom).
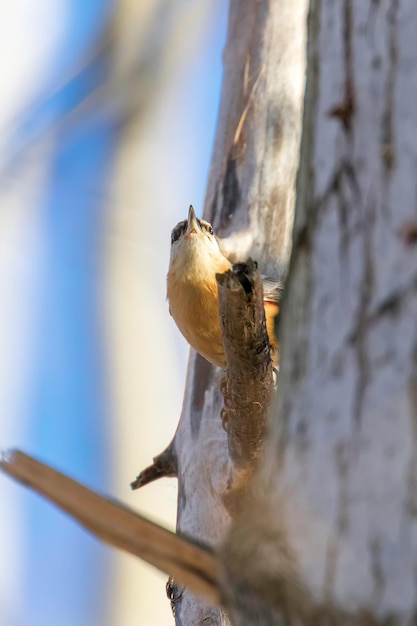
<box><xmin>200</xmin><ymin>220</ymin><xmax>214</xmax><ymax>236</ymax></box>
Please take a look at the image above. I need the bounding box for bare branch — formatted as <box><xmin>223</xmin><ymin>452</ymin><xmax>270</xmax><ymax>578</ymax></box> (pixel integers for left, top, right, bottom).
<box><xmin>0</xmin><ymin>450</ymin><xmax>220</xmax><ymax>606</ymax></box>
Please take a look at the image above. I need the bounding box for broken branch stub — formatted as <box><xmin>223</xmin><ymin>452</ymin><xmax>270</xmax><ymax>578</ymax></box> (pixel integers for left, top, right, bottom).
<box><xmin>216</xmin><ymin>259</ymin><xmax>275</xmax><ymax>492</ymax></box>
<box><xmin>131</xmin><ymin>444</ymin><xmax>177</xmax><ymax>490</ymax></box>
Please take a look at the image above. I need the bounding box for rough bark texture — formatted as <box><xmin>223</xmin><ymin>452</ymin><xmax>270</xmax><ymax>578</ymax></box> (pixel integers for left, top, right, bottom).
<box><xmin>172</xmin><ymin>0</ymin><xmax>307</xmax><ymax>623</ymax></box>
<box><xmin>222</xmin><ymin>1</ymin><xmax>417</xmax><ymax>624</ymax></box>
<box><xmin>217</xmin><ymin>261</ymin><xmax>275</xmax><ymax>515</ymax></box>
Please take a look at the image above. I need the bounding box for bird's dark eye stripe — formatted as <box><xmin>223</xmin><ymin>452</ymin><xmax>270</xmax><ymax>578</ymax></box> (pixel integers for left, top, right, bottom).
<box><xmin>201</xmin><ymin>222</ymin><xmax>214</xmax><ymax>236</ymax></box>
<box><xmin>170</xmin><ymin>218</ymin><xmax>215</xmax><ymax>244</ymax></box>
<box><xmin>171</xmin><ymin>221</ymin><xmax>187</xmax><ymax>244</ymax></box>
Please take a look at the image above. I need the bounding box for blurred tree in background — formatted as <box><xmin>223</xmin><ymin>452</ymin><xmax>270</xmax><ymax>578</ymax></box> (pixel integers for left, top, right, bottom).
<box><xmin>0</xmin><ymin>2</ymin><xmax>226</xmax><ymax>624</ymax></box>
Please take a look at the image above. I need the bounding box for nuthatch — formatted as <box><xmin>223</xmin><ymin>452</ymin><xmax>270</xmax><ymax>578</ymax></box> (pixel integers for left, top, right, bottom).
<box><xmin>167</xmin><ymin>205</ymin><xmax>281</xmax><ymax>368</ymax></box>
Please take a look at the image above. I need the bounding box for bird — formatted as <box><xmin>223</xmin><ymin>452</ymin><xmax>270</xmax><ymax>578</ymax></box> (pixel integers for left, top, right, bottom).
<box><xmin>166</xmin><ymin>205</ymin><xmax>282</xmax><ymax>369</ymax></box>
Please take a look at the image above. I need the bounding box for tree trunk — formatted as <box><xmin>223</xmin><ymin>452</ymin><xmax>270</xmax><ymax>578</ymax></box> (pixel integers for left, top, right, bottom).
<box><xmin>171</xmin><ymin>0</ymin><xmax>307</xmax><ymax>623</ymax></box>
<box><xmin>3</xmin><ymin>1</ymin><xmax>417</xmax><ymax>624</ymax></box>
<box><xmin>222</xmin><ymin>1</ymin><xmax>417</xmax><ymax>624</ymax></box>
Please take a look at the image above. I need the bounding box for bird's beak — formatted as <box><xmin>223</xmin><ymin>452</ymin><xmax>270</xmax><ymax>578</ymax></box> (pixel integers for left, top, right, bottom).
<box><xmin>186</xmin><ymin>205</ymin><xmax>201</xmax><ymax>235</ymax></box>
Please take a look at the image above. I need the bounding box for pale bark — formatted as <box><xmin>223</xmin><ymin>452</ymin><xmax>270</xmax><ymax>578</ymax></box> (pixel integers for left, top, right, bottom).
<box><xmin>171</xmin><ymin>0</ymin><xmax>307</xmax><ymax>623</ymax></box>
<box><xmin>222</xmin><ymin>1</ymin><xmax>417</xmax><ymax>624</ymax></box>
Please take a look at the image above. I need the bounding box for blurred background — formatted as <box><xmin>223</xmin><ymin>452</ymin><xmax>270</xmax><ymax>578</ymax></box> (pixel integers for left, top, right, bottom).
<box><xmin>0</xmin><ymin>1</ymin><xmax>226</xmax><ymax>624</ymax></box>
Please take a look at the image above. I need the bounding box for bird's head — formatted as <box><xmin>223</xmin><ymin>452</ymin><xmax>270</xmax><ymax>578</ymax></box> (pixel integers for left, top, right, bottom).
<box><xmin>169</xmin><ymin>205</ymin><xmax>224</xmax><ymax>272</ymax></box>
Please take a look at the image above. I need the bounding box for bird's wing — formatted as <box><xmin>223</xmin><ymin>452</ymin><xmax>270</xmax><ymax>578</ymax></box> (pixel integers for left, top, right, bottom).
<box><xmin>262</xmin><ymin>276</ymin><xmax>284</xmax><ymax>304</ymax></box>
